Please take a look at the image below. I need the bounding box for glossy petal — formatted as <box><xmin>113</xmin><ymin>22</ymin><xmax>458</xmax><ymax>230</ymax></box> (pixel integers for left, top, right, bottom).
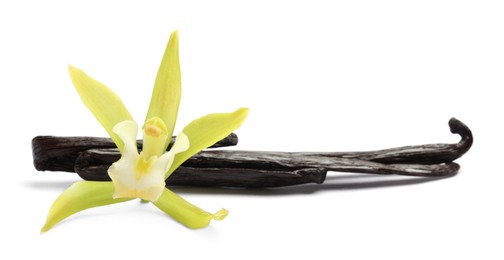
<box><xmin>68</xmin><ymin>65</ymin><xmax>133</xmax><ymax>153</ymax></box>
<box><xmin>153</xmin><ymin>188</ymin><xmax>228</xmax><ymax>229</ymax></box>
<box><xmin>41</xmin><ymin>181</ymin><xmax>131</xmax><ymax>233</ymax></box>
<box><xmin>166</xmin><ymin>107</ymin><xmax>249</xmax><ymax>178</ymax></box>
<box><xmin>108</xmin><ymin>121</ymin><xmax>189</xmax><ymax>202</ymax></box>
<box><xmin>145</xmin><ymin>30</ymin><xmax>181</xmax><ymax>145</ymax></box>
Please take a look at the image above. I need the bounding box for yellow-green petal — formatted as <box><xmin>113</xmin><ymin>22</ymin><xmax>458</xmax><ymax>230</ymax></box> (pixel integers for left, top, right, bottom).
<box><xmin>41</xmin><ymin>181</ymin><xmax>131</xmax><ymax>233</ymax></box>
<box><xmin>68</xmin><ymin>65</ymin><xmax>133</xmax><ymax>153</ymax></box>
<box><xmin>145</xmin><ymin>30</ymin><xmax>181</xmax><ymax>147</ymax></box>
<box><xmin>152</xmin><ymin>188</ymin><xmax>228</xmax><ymax>229</ymax></box>
<box><xmin>166</xmin><ymin>107</ymin><xmax>249</xmax><ymax>178</ymax></box>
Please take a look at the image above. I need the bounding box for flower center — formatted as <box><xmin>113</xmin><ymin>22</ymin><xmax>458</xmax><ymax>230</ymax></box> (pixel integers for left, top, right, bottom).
<box><xmin>134</xmin><ymin>153</ymin><xmax>156</xmax><ymax>180</ymax></box>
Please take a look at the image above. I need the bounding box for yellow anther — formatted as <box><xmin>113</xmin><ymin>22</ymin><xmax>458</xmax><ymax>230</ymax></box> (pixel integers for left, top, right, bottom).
<box><xmin>144</xmin><ymin>124</ymin><xmax>163</xmax><ymax>137</ymax></box>
<box><xmin>142</xmin><ymin>117</ymin><xmax>168</xmax><ymax>136</ymax></box>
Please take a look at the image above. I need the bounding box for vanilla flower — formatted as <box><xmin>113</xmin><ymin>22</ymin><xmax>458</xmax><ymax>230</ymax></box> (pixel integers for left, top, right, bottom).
<box><xmin>41</xmin><ymin>31</ymin><xmax>248</xmax><ymax>232</ymax></box>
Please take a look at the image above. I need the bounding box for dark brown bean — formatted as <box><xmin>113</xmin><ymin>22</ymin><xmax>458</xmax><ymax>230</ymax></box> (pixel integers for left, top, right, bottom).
<box><xmin>32</xmin><ymin>118</ymin><xmax>473</xmax><ymax>188</ymax></box>
<box><xmin>31</xmin><ymin>133</ymin><xmax>238</xmax><ymax>172</ymax></box>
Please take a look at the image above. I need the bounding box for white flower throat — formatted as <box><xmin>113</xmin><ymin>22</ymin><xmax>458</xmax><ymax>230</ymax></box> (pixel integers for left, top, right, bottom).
<box><xmin>108</xmin><ymin>118</ymin><xmax>189</xmax><ymax>202</ymax></box>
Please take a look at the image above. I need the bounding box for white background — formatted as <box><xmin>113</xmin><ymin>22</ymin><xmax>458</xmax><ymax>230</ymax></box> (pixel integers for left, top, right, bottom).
<box><xmin>1</xmin><ymin>0</ymin><xmax>503</xmax><ymax>259</ymax></box>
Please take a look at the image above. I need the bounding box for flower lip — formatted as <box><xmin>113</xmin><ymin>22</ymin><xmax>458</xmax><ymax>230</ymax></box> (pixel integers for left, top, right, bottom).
<box><xmin>107</xmin><ymin>119</ymin><xmax>192</xmax><ymax>202</ymax></box>
<box><xmin>108</xmin><ymin>120</ymin><xmax>175</xmax><ymax>202</ymax></box>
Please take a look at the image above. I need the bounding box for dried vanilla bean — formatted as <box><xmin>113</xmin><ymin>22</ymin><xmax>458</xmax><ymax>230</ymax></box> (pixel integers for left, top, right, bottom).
<box><xmin>296</xmin><ymin>118</ymin><xmax>472</xmax><ymax>164</ymax></box>
<box><xmin>31</xmin><ymin>133</ymin><xmax>238</xmax><ymax>172</ymax></box>
<box><xmin>73</xmin><ymin>148</ymin><xmax>328</xmax><ymax>187</ymax></box>
<box><xmin>33</xmin><ymin>118</ymin><xmax>473</xmax><ymax>188</ymax></box>
<box><xmin>169</xmin><ymin>167</ymin><xmax>327</xmax><ymax>188</ymax></box>
<box><xmin>75</xmin><ymin>147</ymin><xmax>459</xmax><ymax>183</ymax></box>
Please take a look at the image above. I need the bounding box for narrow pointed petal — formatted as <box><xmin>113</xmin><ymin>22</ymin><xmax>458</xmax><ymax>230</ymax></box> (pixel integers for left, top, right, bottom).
<box><xmin>41</xmin><ymin>181</ymin><xmax>131</xmax><ymax>233</ymax></box>
<box><xmin>166</xmin><ymin>107</ymin><xmax>249</xmax><ymax>178</ymax></box>
<box><xmin>145</xmin><ymin>30</ymin><xmax>181</xmax><ymax>146</ymax></box>
<box><xmin>153</xmin><ymin>188</ymin><xmax>228</xmax><ymax>229</ymax></box>
<box><xmin>68</xmin><ymin>65</ymin><xmax>133</xmax><ymax>153</ymax></box>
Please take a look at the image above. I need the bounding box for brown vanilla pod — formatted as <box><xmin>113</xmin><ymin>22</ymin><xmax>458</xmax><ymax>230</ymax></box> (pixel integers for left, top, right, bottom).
<box><xmin>31</xmin><ymin>133</ymin><xmax>238</xmax><ymax>172</ymax></box>
<box><xmin>32</xmin><ymin>118</ymin><xmax>473</xmax><ymax>188</ymax></box>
